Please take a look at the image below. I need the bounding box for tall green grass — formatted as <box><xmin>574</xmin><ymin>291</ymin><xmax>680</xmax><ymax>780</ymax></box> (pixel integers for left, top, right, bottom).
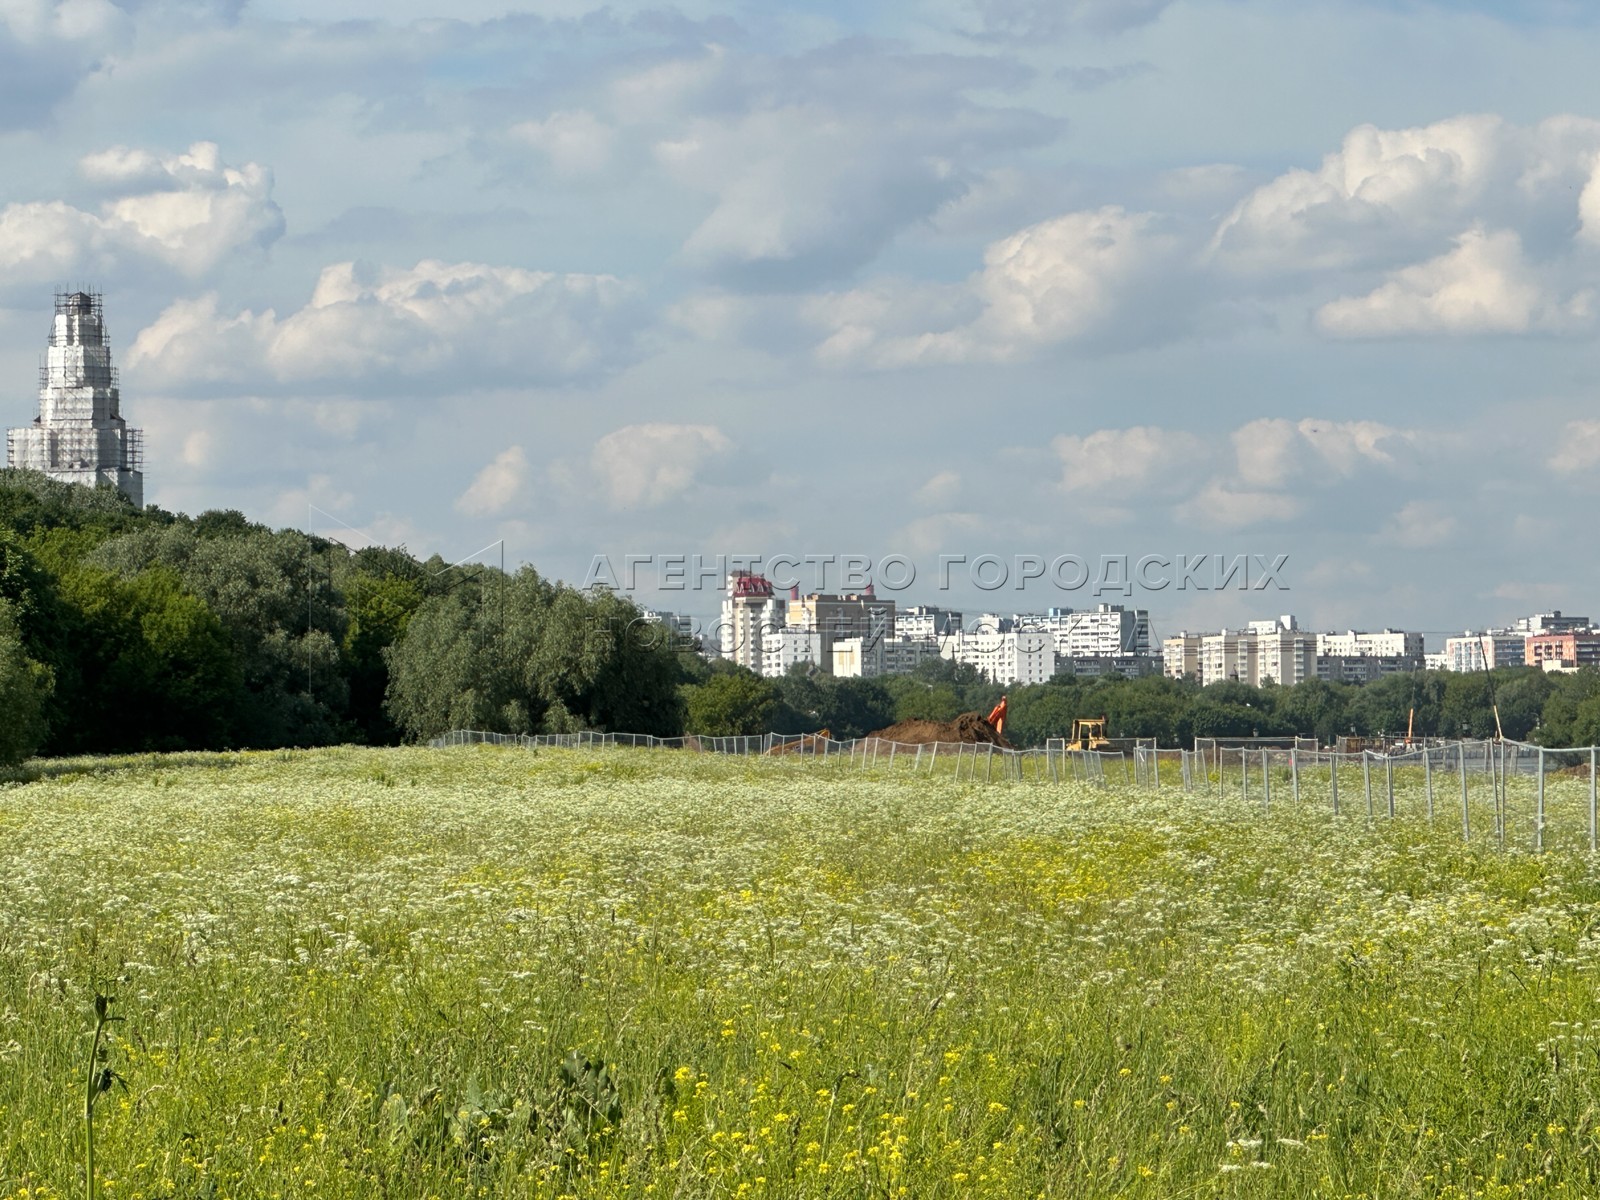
<box><xmin>3</xmin><ymin>745</ymin><xmax>1600</xmax><ymax>1198</ymax></box>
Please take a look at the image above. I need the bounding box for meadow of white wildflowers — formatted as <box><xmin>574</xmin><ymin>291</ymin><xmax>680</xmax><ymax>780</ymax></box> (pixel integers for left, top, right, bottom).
<box><xmin>4</xmin><ymin>745</ymin><xmax>1600</xmax><ymax>1198</ymax></box>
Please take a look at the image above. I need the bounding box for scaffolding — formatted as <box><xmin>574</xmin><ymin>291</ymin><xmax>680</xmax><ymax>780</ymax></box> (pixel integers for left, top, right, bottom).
<box><xmin>6</xmin><ymin>290</ymin><xmax>143</xmax><ymax>506</ymax></box>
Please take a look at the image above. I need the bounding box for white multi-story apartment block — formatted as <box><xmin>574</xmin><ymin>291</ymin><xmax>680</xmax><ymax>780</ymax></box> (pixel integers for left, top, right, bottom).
<box><xmin>1194</xmin><ymin>616</ymin><xmax>1315</xmax><ymax>686</ymax></box>
<box><xmin>1252</xmin><ymin>625</ymin><xmax>1318</xmax><ymax>686</ymax></box>
<box><xmin>1057</xmin><ymin>655</ymin><xmax>1161</xmax><ymax>679</ymax></box>
<box><xmin>832</xmin><ymin>635</ymin><xmax>942</xmax><ymax>678</ymax></box>
<box><xmin>1014</xmin><ymin>604</ymin><xmax>1152</xmax><ymax>658</ymax></box>
<box><xmin>1444</xmin><ymin>632</ymin><xmax>1528</xmax><ymax>672</ymax></box>
<box><xmin>1513</xmin><ymin>611</ymin><xmax>1592</xmax><ymax>635</ymax></box>
<box><xmin>1316</xmin><ymin>629</ymin><xmax>1425</xmax><ymax>659</ymax></box>
<box><xmin>940</xmin><ymin>629</ymin><xmax>1056</xmax><ymax>686</ymax></box>
<box><xmin>1162</xmin><ymin>633</ymin><xmax>1203</xmax><ymax>680</ymax></box>
<box><xmin>761</xmin><ymin>627</ymin><xmax>824</xmax><ymax>677</ymax></box>
<box><xmin>896</xmin><ymin>605</ymin><xmax>962</xmax><ymax>640</ymax></box>
<box><xmin>1317</xmin><ymin>655</ymin><xmax>1421</xmax><ymax>684</ymax></box>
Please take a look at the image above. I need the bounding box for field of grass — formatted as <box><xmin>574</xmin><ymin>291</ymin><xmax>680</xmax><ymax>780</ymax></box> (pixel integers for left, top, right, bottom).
<box><xmin>5</xmin><ymin>745</ymin><xmax>1600</xmax><ymax>1199</ymax></box>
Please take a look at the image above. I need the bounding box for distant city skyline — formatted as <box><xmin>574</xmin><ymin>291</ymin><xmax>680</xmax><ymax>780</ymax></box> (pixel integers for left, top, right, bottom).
<box><xmin>5</xmin><ymin>1</ymin><xmax>1600</xmax><ymax>636</ymax></box>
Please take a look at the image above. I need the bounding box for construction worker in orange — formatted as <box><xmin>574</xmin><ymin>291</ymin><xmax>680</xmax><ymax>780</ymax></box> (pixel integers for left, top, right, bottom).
<box><xmin>986</xmin><ymin>694</ymin><xmax>1008</xmax><ymax>739</ymax></box>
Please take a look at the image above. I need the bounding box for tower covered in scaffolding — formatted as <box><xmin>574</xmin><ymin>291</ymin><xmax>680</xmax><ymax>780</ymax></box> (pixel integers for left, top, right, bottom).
<box><xmin>6</xmin><ymin>291</ymin><xmax>143</xmax><ymax>507</ymax></box>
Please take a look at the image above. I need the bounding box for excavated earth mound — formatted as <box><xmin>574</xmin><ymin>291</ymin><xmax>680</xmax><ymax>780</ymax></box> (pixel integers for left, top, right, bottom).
<box><xmin>865</xmin><ymin>712</ymin><xmax>1013</xmax><ymax>749</ymax></box>
<box><xmin>766</xmin><ymin>730</ymin><xmax>833</xmax><ymax>755</ymax></box>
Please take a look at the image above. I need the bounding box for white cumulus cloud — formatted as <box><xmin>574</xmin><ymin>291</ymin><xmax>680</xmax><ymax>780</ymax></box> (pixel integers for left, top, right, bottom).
<box><xmin>0</xmin><ymin>141</ymin><xmax>283</xmax><ymax>282</ymax></box>
<box><xmin>814</xmin><ymin>207</ymin><xmax>1187</xmax><ymax>365</ymax></box>
<box><xmin>1053</xmin><ymin>426</ymin><xmax>1204</xmax><ymax>494</ymax></box>
<box><xmin>1380</xmin><ymin>500</ymin><xmax>1459</xmax><ymax>548</ymax></box>
<box><xmin>1232</xmin><ymin>418</ymin><xmax>1412</xmax><ymax>487</ymax></box>
<box><xmin>1212</xmin><ymin>114</ymin><xmax>1600</xmax><ymax>274</ymax></box>
<box><xmin>590</xmin><ymin>423</ymin><xmax>732</xmax><ymax>509</ymax></box>
<box><xmin>1549</xmin><ymin>420</ymin><xmax>1600</xmax><ymax>473</ymax></box>
<box><xmin>590</xmin><ymin>41</ymin><xmax>1055</xmax><ymax>288</ymax></box>
<box><xmin>1314</xmin><ymin>228</ymin><xmax>1584</xmax><ymax>337</ymax></box>
<box><xmin>456</xmin><ymin>446</ymin><xmax>530</xmax><ymax>517</ymax></box>
<box><xmin>127</xmin><ymin>259</ymin><xmax>642</xmax><ymax>392</ymax></box>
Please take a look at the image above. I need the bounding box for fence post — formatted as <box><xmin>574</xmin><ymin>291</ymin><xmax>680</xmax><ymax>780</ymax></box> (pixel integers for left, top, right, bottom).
<box><xmin>930</xmin><ymin>742</ymin><xmax>939</xmax><ymax>776</ymax></box>
<box><xmin>986</xmin><ymin>743</ymin><xmax>994</xmax><ymax>784</ymax></box>
<box><xmin>1459</xmin><ymin>740</ymin><xmax>1470</xmax><ymax>842</ymax></box>
<box><xmin>1497</xmin><ymin>742</ymin><xmax>1506</xmax><ymax>848</ymax></box>
<box><xmin>1424</xmin><ymin>747</ymin><xmax>1433</xmax><ymax>822</ymax></box>
<box><xmin>1261</xmin><ymin>748</ymin><xmax>1270</xmax><ymax>816</ymax></box>
<box><xmin>1364</xmin><ymin>753</ymin><xmax>1374</xmax><ymax>823</ymax></box>
<box><xmin>1291</xmin><ymin>750</ymin><xmax>1299</xmax><ymax>805</ymax></box>
<box><xmin>1591</xmin><ymin>746</ymin><xmax>1598</xmax><ymax>854</ymax></box>
<box><xmin>1241</xmin><ymin>749</ymin><xmax>1248</xmax><ymax>807</ymax></box>
<box><xmin>1536</xmin><ymin>747</ymin><xmax>1545</xmax><ymax>854</ymax></box>
<box><xmin>1331</xmin><ymin>752</ymin><xmax>1340</xmax><ymax>815</ymax></box>
<box><xmin>1386</xmin><ymin>755</ymin><xmax>1395</xmax><ymax>819</ymax></box>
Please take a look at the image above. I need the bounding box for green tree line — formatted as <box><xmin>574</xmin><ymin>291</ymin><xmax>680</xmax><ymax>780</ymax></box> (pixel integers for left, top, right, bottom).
<box><xmin>7</xmin><ymin>469</ymin><xmax>1600</xmax><ymax>766</ymax></box>
<box><xmin>679</xmin><ymin>647</ymin><xmax>1600</xmax><ymax>749</ymax></box>
<box><xmin>0</xmin><ymin>471</ymin><xmax>689</xmax><ymax>765</ymax></box>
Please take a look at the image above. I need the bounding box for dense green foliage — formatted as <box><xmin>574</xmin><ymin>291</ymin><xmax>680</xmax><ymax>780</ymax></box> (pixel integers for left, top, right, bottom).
<box><xmin>0</xmin><ymin>598</ymin><xmax>51</xmax><ymax>766</ymax></box>
<box><xmin>6</xmin><ymin>745</ymin><xmax>1600</xmax><ymax>1198</ymax></box>
<box><xmin>0</xmin><ymin>471</ymin><xmax>686</xmax><ymax>752</ymax></box>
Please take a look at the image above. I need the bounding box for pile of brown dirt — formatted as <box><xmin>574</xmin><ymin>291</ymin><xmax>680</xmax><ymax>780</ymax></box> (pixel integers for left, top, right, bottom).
<box><xmin>865</xmin><ymin>712</ymin><xmax>1012</xmax><ymax>749</ymax></box>
<box><xmin>766</xmin><ymin>730</ymin><xmax>833</xmax><ymax>755</ymax></box>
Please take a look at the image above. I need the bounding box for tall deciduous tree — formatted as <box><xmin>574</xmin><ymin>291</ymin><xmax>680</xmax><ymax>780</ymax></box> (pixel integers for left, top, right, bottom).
<box><xmin>684</xmin><ymin>671</ymin><xmax>782</xmax><ymax>737</ymax></box>
<box><xmin>0</xmin><ymin>599</ymin><xmax>51</xmax><ymax>766</ymax></box>
<box><xmin>383</xmin><ymin>569</ymin><xmax>687</xmax><ymax>740</ymax></box>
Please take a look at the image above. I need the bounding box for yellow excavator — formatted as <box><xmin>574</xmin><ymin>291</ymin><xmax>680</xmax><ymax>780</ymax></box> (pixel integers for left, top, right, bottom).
<box><xmin>1071</xmin><ymin>716</ymin><xmax>1111</xmax><ymax>751</ymax></box>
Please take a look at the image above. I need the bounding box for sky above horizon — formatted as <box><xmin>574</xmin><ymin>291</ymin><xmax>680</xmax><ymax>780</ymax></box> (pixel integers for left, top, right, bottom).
<box><xmin>4</xmin><ymin>0</ymin><xmax>1600</xmax><ymax>641</ymax></box>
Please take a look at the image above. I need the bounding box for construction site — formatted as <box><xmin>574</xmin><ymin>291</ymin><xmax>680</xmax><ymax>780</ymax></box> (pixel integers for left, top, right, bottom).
<box><xmin>5</xmin><ymin>291</ymin><xmax>144</xmax><ymax>507</ymax></box>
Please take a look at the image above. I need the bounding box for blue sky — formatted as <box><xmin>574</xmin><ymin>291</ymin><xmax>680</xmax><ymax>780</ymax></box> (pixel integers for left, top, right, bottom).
<box><xmin>4</xmin><ymin>0</ymin><xmax>1600</xmax><ymax>642</ymax></box>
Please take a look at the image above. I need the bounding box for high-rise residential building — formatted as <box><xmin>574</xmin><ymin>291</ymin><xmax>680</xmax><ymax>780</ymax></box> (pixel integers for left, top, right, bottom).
<box><xmin>939</xmin><ymin>628</ymin><xmax>1055</xmax><ymax>686</ymax></box>
<box><xmin>1444</xmin><ymin>632</ymin><xmax>1528</xmax><ymax>672</ymax></box>
<box><xmin>896</xmin><ymin>605</ymin><xmax>962</xmax><ymax>640</ymax></box>
<box><xmin>7</xmin><ymin>291</ymin><xmax>143</xmax><ymax>506</ymax></box>
<box><xmin>786</xmin><ymin>590</ymin><xmax>895</xmax><ymax>667</ymax></box>
<box><xmin>832</xmin><ymin>635</ymin><xmax>943</xmax><ymax>678</ymax></box>
<box><xmin>719</xmin><ymin>573</ymin><xmax>783</xmax><ymax>672</ymax></box>
<box><xmin>1194</xmin><ymin>615</ymin><xmax>1315</xmax><ymax>686</ymax></box>
<box><xmin>1162</xmin><ymin>633</ymin><xmax>1203</xmax><ymax>680</ymax></box>
<box><xmin>1513</xmin><ymin>611</ymin><xmax>1592</xmax><ymax>635</ymax></box>
<box><xmin>761</xmin><ymin>627</ymin><xmax>825</xmax><ymax>677</ymax></box>
<box><xmin>1317</xmin><ymin>655</ymin><xmax>1421</xmax><ymax>684</ymax></box>
<box><xmin>1315</xmin><ymin>629</ymin><xmax>1425</xmax><ymax>659</ymax></box>
<box><xmin>1055</xmin><ymin>655</ymin><xmax>1161</xmax><ymax>679</ymax></box>
<box><xmin>1525</xmin><ymin>632</ymin><xmax>1600</xmax><ymax>671</ymax></box>
<box><xmin>1015</xmin><ymin>604</ymin><xmax>1152</xmax><ymax>658</ymax></box>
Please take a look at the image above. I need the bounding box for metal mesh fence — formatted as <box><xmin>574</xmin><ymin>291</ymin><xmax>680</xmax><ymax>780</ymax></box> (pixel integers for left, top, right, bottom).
<box><xmin>426</xmin><ymin>729</ymin><xmax>1600</xmax><ymax>855</ymax></box>
<box><xmin>424</xmin><ymin>728</ymin><xmax>1165</xmax><ymax>789</ymax></box>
